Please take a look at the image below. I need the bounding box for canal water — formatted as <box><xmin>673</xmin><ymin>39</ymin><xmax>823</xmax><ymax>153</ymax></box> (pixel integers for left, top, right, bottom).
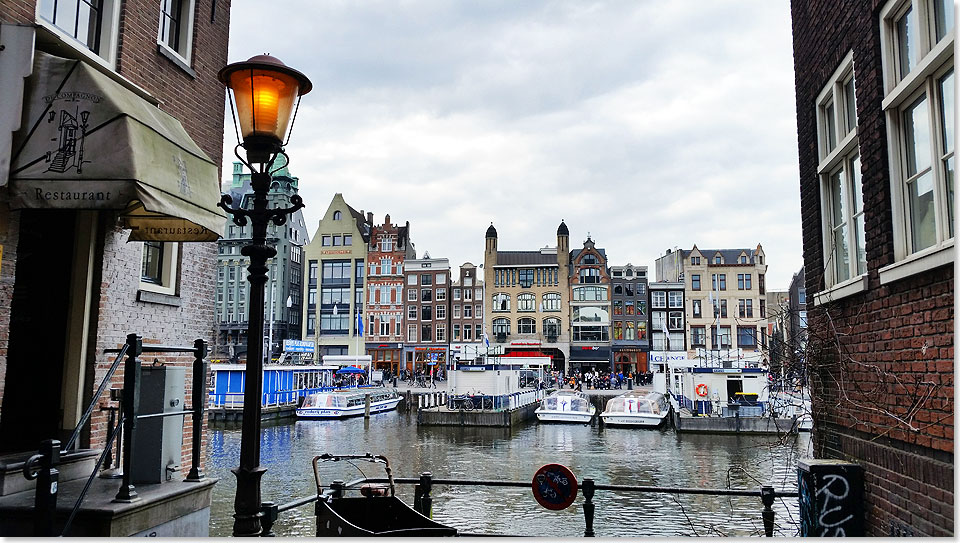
<box><xmin>207</xmin><ymin>412</ymin><xmax>812</xmax><ymax>537</ymax></box>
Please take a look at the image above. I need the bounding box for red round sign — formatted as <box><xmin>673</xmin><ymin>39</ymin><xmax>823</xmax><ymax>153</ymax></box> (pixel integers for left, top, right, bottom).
<box><xmin>532</xmin><ymin>464</ymin><xmax>578</xmax><ymax>510</ymax></box>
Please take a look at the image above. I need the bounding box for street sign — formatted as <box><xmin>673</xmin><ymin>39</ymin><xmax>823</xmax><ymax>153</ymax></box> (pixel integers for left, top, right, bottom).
<box><xmin>532</xmin><ymin>464</ymin><xmax>578</xmax><ymax>510</ymax></box>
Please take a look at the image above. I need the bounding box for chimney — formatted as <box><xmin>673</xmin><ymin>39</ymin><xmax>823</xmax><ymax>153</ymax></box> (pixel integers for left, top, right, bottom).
<box><xmin>367</xmin><ymin>212</ymin><xmax>373</xmax><ymax>224</ymax></box>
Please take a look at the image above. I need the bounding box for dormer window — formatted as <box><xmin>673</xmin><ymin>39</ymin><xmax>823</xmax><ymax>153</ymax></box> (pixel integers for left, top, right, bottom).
<box><xmin>333</xmin><ymin>211</ymin><xmax>342</xmax><ymax>220</ymax></box>
<box><xmin>714</xmin><ymin>254</ymin><xmax>722</xmax><ymax>264</ymax></box>
<box><xmin>739</xmin><ymin>255</ymin><xmax>748</xmax><ymax>264</ymax></box>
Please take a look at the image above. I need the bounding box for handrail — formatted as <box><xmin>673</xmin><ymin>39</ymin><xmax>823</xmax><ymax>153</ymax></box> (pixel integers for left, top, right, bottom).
<box><xmin>273</xmin><ymin>474</ymin><xmax>799</xmax><ymax>537</ymax></box>
<box><xmin>61</xmin><ymin>418</ymin><xmax>124</xmax><ymax>536</ymax></box>
<box><xmin>62</xmin><ymin>344</ymin><xmax>129</xmax><ymax>452</ymax></box>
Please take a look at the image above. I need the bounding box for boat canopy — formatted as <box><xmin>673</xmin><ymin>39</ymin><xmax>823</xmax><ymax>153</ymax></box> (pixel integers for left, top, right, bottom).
<box><xmin>604</xmin><ymin>392</ymin><xmax>667</xmax><ymax>415</ymax></box>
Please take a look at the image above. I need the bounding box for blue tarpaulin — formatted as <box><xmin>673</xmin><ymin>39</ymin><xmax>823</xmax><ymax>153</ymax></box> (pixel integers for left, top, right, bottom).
<box><xmin>336</xmin><ymin>366</ymin><xmax>365</xmax><ymax>374</ymax></box>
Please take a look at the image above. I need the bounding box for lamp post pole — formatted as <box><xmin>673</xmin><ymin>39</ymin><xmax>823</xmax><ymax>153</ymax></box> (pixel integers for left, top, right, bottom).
<box><xmin>218</xmin><ymin>53</ymin><xmax>311</xmax><ymax>537</ymax></box>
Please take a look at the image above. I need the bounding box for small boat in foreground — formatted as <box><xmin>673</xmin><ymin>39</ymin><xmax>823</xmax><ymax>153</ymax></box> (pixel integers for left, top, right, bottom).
<box><xmin>313</xmin><ymin>453</ymin><xmax>458</xmax><ymax>536</ymax></box>
<box><xmin>297</xmin><ymin>387</ymin><xmax>401</xmax><ymax>419</ymax></box>
<box><xmin>600</xmin><ymin>391</ymin><xmax>670</xmax><ymax>428</ymax></box>
<box><xmin>535</xmin><ymin>390</ymin><xmax>596</xmax><ymax>423</ymax></box>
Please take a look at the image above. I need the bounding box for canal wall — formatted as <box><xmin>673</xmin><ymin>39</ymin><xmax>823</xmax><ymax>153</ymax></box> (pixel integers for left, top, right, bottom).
<box><xmin>208</xmin><ymin>405</ymin><xmax>297</xmax><ymax>423</ymax></box>
<box><xmin>417</xmin><ymin>402</ymin><xmax>540</xmax><ymax>427</ymax></box>
<box><xmin>673</xmin><ymin>411</ymin><xmax>799</xmax><ymax>435</ymax></box>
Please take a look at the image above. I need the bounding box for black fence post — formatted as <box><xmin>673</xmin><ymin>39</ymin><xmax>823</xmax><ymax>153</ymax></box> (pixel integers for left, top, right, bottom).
<box><xmin>582</xmin><ymin>477</ymin><xmax>595</xmax><ymax>537</ymax></box>
<box><xmin>761</xmin><ymin>485</ymin><xmax>775</xmax><ymax>537</ymax></box>
<box><xmin>186</xmin><ymin>339</ymin><xmax>208</xmax><ymax>482</ymax></box>
<box><xmin>30</xmin><ymin>439</ymin><xmax>60</xmax><ymax>536</ymax></box>
<box><xmin>115</xmin><ymin>333</ymin><xmax>142</xmax><ymax>502</ymax></box>
<box><xmin>798</xmin><ymin>459</ymin><xmax>864</xmax><ymax>536</ymax></box>
<box><xmin>419</xmin><ymin>472</ymin><xmax>433</xmax><ymax>518</ymax></box>
<box><xmin>260</xmin><ymin>501</ymin><xmax>278</xmax><ymax>537</ymax></box>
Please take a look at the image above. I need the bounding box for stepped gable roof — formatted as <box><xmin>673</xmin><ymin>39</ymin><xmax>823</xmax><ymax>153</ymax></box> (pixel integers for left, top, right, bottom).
<box><xmin>496</xmin><ymin>251</ymin><xmax>557</xmax><ymax>266</ymax></box>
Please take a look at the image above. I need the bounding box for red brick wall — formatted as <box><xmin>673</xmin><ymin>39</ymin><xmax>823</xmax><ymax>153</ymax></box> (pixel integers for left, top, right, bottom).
<box><xmin>791</xmin><ymin>0</ymin><xmax>954</xmax><ymax>537</ymax></box>
<box><xmin>0</xmin><ymin>0</ymin><xmax>231</xmax><ymax>475</ymax></box>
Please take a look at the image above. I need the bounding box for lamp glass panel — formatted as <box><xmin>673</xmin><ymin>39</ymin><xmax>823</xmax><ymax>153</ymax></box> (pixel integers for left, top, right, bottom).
<box><xmin>229</xmin><ymin>69</ymin><xmax>300</xmax><ymax>141</ymax></box>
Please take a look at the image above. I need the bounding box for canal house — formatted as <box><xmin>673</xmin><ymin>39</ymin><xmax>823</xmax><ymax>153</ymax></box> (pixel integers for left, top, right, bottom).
<box><xmin>0</xmin><ymin>0</ymin><xmax>231</xmax><ymax>536</ymax></box>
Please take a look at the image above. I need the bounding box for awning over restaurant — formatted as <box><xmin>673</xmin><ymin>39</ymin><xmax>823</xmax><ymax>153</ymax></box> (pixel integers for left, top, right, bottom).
<box><xmin>5</xmin><ymin>52</ymin><xmax>225</xmax><ymax>241</ymax></box>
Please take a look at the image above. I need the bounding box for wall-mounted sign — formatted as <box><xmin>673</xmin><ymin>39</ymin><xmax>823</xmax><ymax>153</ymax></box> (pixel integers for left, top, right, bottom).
<box><xmin>283</xmin><ymin>339</ymin><xmax>315</xmax><ymax>353</ymax></box>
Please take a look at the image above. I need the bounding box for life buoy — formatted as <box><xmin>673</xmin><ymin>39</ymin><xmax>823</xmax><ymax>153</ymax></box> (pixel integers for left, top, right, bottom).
<box><xmin>695</xmin><ymin>384</ymin><xmax>708</xmax><ymax>397</ymax></box>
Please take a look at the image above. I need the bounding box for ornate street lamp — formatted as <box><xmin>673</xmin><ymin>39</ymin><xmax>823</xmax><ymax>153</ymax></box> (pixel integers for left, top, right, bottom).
<box><xmin>217</xmin><ymin>54</ymin><xmax>312</xmax><ymax>537</ymax></box>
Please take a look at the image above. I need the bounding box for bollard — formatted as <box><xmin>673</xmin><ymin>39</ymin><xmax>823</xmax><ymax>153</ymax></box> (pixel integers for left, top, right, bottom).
<box><xmin>582</xmin><ymin>478</ymin><xmax>595</xmax><ymax>537</ymax></box>
<box><xmin>627</xmin><ymin>378</ymin><xmax>633</xmax><ymax>390</ymax></box>
<box><xmin>761</xmin><ymin>486</ymin><xmax>775</xmax><ymax>537</ymax></box>
<box><xmin>260</xmin><ymin>501</ymin><xmax>278</xmax><ymax>537</ymax></box>
<box><xmin>419</xmin><ymin>472</ymin><xmax>433</xmax><ymax>518</ymax></box>
<box><xmin>330</xmin><ymin>480</ymin><xmax>345</xmax><ymax>499</ymax></box>
<box><xmin>364</xmin><ymin>393</ymin><xmax>371</xmax><ymax>418</ymax></box>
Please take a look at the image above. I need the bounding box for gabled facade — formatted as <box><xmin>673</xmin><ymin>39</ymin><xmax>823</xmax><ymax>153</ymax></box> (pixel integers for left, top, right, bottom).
<box><xmin>610</xmin><ymin>264</ymin><xmax>650</xmax><ymax>373</ymax></box>
<box><xmin>403</xmin><ymin>255</ymin><xmax>450</xmax><ymax>371</ymax></box>
<box><xmin>791</xmin><ymin>0</ymin><xmax>954</xmax><ymax>535</ymax></box>
<box><xmin>656</xmin><ymin>244</ymin><xmax>768</xmax><ymax>365</ymax></box>
<box><xmin>301</xmin><ymin>194</ymin><xmax>371</xmax><ymax>358</ymax></box>
<box><xmin>364</xmin><ymin>215</ymin><xmax>414</xmax><ymax>372</ymax></box>
<box><xmin>483</xmin><ymin>221</ymin><xmax>571</xmax><ymax>372</ymax></box>
<box><xmin>449</xmin><ymin>263</ymin><xmax>484</xmax><ymax>362</ymax></box>
<box><xmin>568</xmin><ymin>236</ymin><xmax>612</xmax><ymax>373</ymax></box>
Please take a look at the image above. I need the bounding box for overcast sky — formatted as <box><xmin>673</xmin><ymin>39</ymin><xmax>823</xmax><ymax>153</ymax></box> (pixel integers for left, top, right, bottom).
<box><xmin>223</xmin><ymin>0</ymin><xmax>803</xmax><ymax>289</ymax></box>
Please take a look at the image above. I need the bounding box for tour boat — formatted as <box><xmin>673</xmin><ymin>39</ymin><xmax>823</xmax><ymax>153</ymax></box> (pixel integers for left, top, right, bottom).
<box><xmin>535</xmin><ymin>390</ymin><xmax>596</xmax><ymax>423</ymax></box>
<box><xmin>600</xmin><ymin>391</ymin><xmax>670</xmax><ymax>428</ymax></box>
<box><xmin>297</xmin><ymin>388</ymin><xmax>401</xmax><ymax>419</ymax></box>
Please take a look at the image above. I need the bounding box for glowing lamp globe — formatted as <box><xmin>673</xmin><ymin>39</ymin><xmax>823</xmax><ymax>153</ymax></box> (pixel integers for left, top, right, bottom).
<box><xmin>219</xmin><ymin>54</ymin><xmax>312</xmax><ymax>163</ymax></box>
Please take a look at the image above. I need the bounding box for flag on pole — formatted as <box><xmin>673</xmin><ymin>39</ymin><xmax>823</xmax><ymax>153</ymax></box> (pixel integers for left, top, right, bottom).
<box><xmin>357</xmin><ymin>311</ymin><xmax>364</xmax><ymax>337</ymax></box>
<box><xmin>483</xmin><ymin>332</ymin><xmax>490</xmax><ymax>347</ymax></box>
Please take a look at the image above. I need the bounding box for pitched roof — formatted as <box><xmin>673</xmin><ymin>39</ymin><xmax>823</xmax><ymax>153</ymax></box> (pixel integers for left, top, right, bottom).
<box><xmin>496</xmin><ymin>251</ymin><xmax>558</xmax><ymax>266</ymax></box>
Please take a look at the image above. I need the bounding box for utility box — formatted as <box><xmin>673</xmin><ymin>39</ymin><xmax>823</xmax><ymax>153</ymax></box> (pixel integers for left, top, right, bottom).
<box><xmin>133</xmin><ymin>366</ymin><xmax>185</xmax><ymax>484</ymax></box>
<box><xmin>797</xmin><ymin>459</ymin><xmax>864</xmax><ymax>536</ymax></box>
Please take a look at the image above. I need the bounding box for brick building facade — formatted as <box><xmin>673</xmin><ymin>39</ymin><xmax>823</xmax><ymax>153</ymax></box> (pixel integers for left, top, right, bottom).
<box><xmin>792</xmin><ymin>0</ymin><xmax>953</xmax><ymax>536</ymax></box>
<box><xmin>364</xmin><ymin>214</ymin><xmax>414</xmax><ymax>373</ymax></box>
<box><xmin>0</xmin><ymin>0</ymin><xmax>230</xmax><ymax>482</ymax></box>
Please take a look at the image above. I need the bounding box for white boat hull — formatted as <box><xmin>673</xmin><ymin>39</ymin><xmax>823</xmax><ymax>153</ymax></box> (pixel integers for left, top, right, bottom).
<box><xmin>600</xmin><ymin>413</ymin><xmax>667</xmax><ymax>428</ymax></box>
<box><xmin>297</xmin><ymin>398</ymin><xmax>402</xmax><ymax>419</ymax></box>
<box><xmin>535</xmin><ymin>410</ymin><xmax>595</xmax><ymax>423</ymax></box>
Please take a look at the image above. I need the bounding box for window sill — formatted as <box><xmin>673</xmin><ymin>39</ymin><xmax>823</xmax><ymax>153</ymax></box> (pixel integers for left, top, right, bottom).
<box><xmin>879</xmin><ymin>241</ymin><xmax>955</xmax><ymax>285</ymax></box>
<box><xmin>157</xmin><ymin>42</ymin><xmax>196</xmax><ymax>78</ymax></box>
<box><xmin>811</xmin><ymin>275</ymin><xmax>867</xmax><ymax>306</ymax></box>
<box><xmin>137</xmin><ymin>289</ymin><xmax>182</xmax><ymax>307</ymax></box>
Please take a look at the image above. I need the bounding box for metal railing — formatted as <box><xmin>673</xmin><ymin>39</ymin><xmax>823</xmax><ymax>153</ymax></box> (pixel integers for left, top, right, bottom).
<box><xmin>260</xmin><ymin>472</ymin><xmax>798</xmax><ymax>537</ymax></box>
<box><xmin>22</xmin><ymin>333</ymin><xmax>209</xmax><ymax>536</ymax></box>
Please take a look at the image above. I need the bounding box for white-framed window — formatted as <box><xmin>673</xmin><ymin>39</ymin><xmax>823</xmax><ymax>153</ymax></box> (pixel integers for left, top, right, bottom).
<box><xmin>542</xmin><ymin>293</ymin><xmax>561</xmax><ymax>311</ymax></box>
<box><xmin>436</xmin><ymin>323</ymin><xmax>445</xmax><ymax>342</ymax></box>
<box><xmin>492</xmin><ymin>292</ymin><xmax>510</xmax><ymax>312</ymax></box>
<box><xmin>517</xmin><ymin>293</ymin><xmax>535</xmax><ymax>312</ymax></box>
<box><xmin>518</xmin><ymin>318</ymin><xmax>536</xmax><ymax>334</ymax></box>
<box><xmin>37</xmin><ymin>0</ymin><xmax>121</xmax><ymax>65</ymax></box>
<box><xmin>407</xmin><ymin>324</ymin><xmax>417</xmax><ymax>342</ymax></box>
<box><xmin>463</xmin><ymin>304</ymin><xmax>473</xmax><ymax>318</ymax></box>
<box><xmin>667</xmin><ymin>291</ymin><xmax>683</xmax><ymax>308</ymax></box>
<box><xmin>652</xmin><ymin>291</ymin><xmax>666</xmax><ymax>308</ymax></box>
<box><xmin>407</xmin><ymin>288</ymin><xmax>417</xmax><ymax>301</ymax></box>
<box><xmin>453</xmin><ymin>288</ymin><xmax>461</xmax><ymax>300</ymax></box>
<box><xmin>880</xmin><ymin>0</ymin><xmax>955</xmax><ymax>279</ymax></box>
<box><xmin>436</xmin><ymin>288</ymin><xmax>446</xmax><ymax>301</ymax></box>
<box><xmin>453</xmin><ymin>305</ymin><xmax>461</xmax><ymax>319</ymax></box>
<box><xmin>436</xmin><ymin>305</ymin><xmax>446</xmax><ymax>319</ymax></box>
<box><xmin>407</xmin><ymin>305</ymin><xmax>417</xmax><ymax>320</ymax></box>
<box><xmin>158</xmin><ymin>0</ymin><xmax>196</xmax><ymax>65</ymax></box>
<box><xmin>817</xmin><ymin>52</ymin><xmax>867</xmax><ymax>289</ymax></box>
<box><xmin>140</xmin><ymin>241</ymin><xmax>179</xmax><ymax>296</ymax></box>
<box><xmin>668</xmin><ymin>311</ymin><xmax>683</xmax><ymax>329</ymax></box>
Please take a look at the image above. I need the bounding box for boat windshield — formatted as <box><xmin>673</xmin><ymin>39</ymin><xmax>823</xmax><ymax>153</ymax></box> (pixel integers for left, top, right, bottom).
<box><xmin>544</xmin><ymin>394</ymin><xmax>590</xmax><ymax>412</ymax></box>
<box><xmin>302</xmin><ymin>394</ymin><xmax>345</xmax><ymax>408</ymax></box>
<box><xmin>606</xmin><ymin>394</ymin><xmax>662</xmax><ymax>414</ymax></box>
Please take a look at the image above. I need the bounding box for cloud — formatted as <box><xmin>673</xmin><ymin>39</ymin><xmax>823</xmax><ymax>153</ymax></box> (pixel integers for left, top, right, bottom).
<box><xmin>223</xmin><ymin>0</ymin><xmax>802</xmax><ymax>287</ymax></box>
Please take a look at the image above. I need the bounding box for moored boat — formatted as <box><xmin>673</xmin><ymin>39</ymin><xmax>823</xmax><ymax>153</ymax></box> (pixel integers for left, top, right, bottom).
<box><xmin>297</xmin><ymin>387</ymin><xmax>401</xmax><ymax>419</ymax></box>
<box><xmin>600</xmin><ymin>391</ymin><xmax>670</xmax><ymax>428</ymax></box>
<box><xmin>535</xmin><ymin>390</ymin><xmax>595</xmax><ymax>423</ymax></box>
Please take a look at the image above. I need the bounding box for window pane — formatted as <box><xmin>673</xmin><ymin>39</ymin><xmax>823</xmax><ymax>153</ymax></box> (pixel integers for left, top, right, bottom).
<box><xmin>825</xmin><ymin>100</ymin><xmax>837</xmax><ymax>151</ymax></box>
<box><xmin>940</xmin><ymin>70</ymin><xmax>954</xmax><ymax>154</ymax></box>
<box><xmin>908</xmin><ymin>171</ymin><xmax>937</xmax><ymax>251</ymax></box>
<box><xmin>935</xmin><ymin>0</ymin><xmax>954</xmax><ymax>42</ymax></box>
<box><xmin>830</xmin><ymin>169</ymin><xmax>846</xmax><ymax>226</ymax></box>
<box><xmin>844</xmin><ymin>76</ymin><xmax>857</xmax><ymax>133</ymax></box>
<box><xmin>896</xmin><ymin>7</ymin><xmax>917</xmax><ymax>79</ymax></box>
<box><xmin>946</xmin><ymin>155</ymin><xmax>954</xmax><ymax>237</ymax></box>
<box><xmin>851</xmin><ymin>155</ymin><xmax>863</xmax><ymax>214</ymax></box>
<box><xmin>903</xmin><ymin>94</ymin><xmax>931</xmax><ymax>176</ymax></box>
<box><xmin>854</xmin><ymin>214</ymin><xmax>867</xmax><ymax>275</ymax></box>
<box><xmin>834</xmin><ymin>224</ymin><xmax>850</xmax><ymax>283</ymax></box>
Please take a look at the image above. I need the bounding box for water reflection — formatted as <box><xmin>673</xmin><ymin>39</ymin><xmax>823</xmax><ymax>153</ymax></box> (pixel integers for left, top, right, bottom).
<box><xmin>207</xmin><ymin>413</ymin><xmax>811</xmax><ymax>537</ymax></box>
